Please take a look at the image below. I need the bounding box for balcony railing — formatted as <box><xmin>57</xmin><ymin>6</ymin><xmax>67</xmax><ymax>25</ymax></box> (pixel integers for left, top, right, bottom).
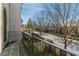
<box><xmin>22</xmin><ymin>32</ymin><xmax>75</xmax><ymax>56</ymax></box>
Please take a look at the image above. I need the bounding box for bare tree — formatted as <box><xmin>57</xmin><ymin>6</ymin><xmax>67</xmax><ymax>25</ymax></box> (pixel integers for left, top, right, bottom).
<box><xmin>45</xmin><ymin>3</ymin><xmax>79</xmax><ymax>49</ymax></box>
<box><xmin>26</xmin><ymin>18</ymin><xmax>33</xmax><ymax>37</ymax></box>
<box><xmin>33</xmin><ymin>11</ymin><xmax>48</xmax><ymax>36</ymax></box>
<box><xmin>72</xmin><ymin>20</ymin><xmax>79</xmax><ymax>41</ymax></box>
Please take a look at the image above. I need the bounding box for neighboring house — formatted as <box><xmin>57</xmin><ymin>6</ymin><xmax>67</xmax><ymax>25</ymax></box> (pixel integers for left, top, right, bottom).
<box><xmin>77</xmin><ymin>28</ymin><xmax>79</xmax><ymax>34</ymax></box>
<box><xmin>44</xmin><ymin>23</ymin><xmax>59</xmax><ymax>33</ymax></box>
<box><xmin>0</xmin><ymin>3</ymin><xmax>22</xmax><ymax>53</ymax></box>
<box><xmin>44</xmin><ymin>22</ymin><xmax>79</xmax><ymax>35</ymax></box>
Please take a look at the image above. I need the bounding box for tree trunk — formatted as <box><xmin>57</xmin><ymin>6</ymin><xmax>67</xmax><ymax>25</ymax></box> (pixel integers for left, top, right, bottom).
<box><xmin>39</xmin><ymin>31</ymin><xmax>42</xmax><ymax>36</ymax></box>
<box><xmin>64</xmin><ymin>43</ymin><xmax>67</xmax><ymax>49</ymax></box>
<box><xmin>39</xmin><ymin>28</ymin><xmax>42</xmax><ymax>36</ymax></box>
<box><xmin>64</xmin><ymin>34</ymin><xmax>67</xmax><ymax>49</ymax></box>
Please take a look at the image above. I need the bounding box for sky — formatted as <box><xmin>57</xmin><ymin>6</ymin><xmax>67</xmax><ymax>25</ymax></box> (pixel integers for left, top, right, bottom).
<box><xmin>21</xmin><ymin>3</ymin><xmax>45</xmax><ymax>24</ymax></box>
<box><xmin>21</xmin><ymin>3</ymin><xmax>79</xmax><ymax>25</ymax></box>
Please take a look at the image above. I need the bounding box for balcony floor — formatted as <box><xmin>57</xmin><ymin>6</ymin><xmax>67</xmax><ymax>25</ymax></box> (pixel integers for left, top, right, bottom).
<box><xmin>0</xmin><ymin>40</ymin><xmax>27</xmax><ymax>56</ymax></box>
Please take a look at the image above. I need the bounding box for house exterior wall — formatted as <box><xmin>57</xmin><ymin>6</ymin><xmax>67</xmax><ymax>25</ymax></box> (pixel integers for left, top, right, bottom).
<box><xmin>0</xmin><ymin>3</ymin><xmax>22</xmax><ymax>53</ymax></box>
<box><xmin>8</xmin><ymin>3</ymin><xmax>22</xmax><ymax>42</ymax></box>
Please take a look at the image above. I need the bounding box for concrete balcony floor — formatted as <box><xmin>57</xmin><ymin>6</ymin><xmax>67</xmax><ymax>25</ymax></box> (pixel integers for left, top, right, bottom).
<box><xmin>0</xmin><ymin>40</ymin><xmax>27</xmax><ymax>56</ymax></box>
